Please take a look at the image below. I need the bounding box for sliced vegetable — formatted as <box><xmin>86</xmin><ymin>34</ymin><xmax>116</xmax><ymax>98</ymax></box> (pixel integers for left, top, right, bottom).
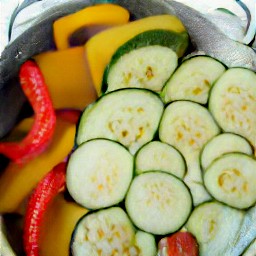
<box><xmin>34</xmin><ymin>47</ymin><xmax>97</xmax><ymax>110</ymax></box>
<box><xmin>183</xmin><ymin>169</ymin><xmax>212</xmax><ymax>206</ymax></box>
<box><xmin>104</xmin><ymin>45</ymin><xmax>178</xmax><ymax>93</ymax></box>
<box><xmin>159</xmin><ymin>100</ymin><xmax>220</xmax><ymax>205</ymax></box>
<box><xmin>135</xmin><ymin>141</ymin><xmax>186</xmax><ymax>179</ymax></box>
<box><xmin>39</xmin><ymin>193</ymin><xmax>88</xmax><ymax>256</ymax></box>
<box><xmin>186</xmin><ymin>201</ymin><xmax>244</xmax><ymax>256</ymax></box>
<box><xmin>0</xmin><ymin>60</ymin><xmax>56</xmax><ymax>163</ymax></box>
<box><xmin>66</xmin><ymin>139</ymin><xmax>133</xmax><ymax>210</ymax></box>
<box><xmin>242</xmin><ymin>239</ymin><xmax>256</xmax><ymax>256</ymax></box>
<box><xmin>200</xmin><ymin>133</ymin><xmax>253</xmax><ymax>171</ymax></box>
<box><xmin>76</xmin><ymin>88</ymin><xmax>164</xmax><ymax>154</ymax></box>
<box><xmin>85</xmin><ymin>15</ymin><xmax>188</xmax><ymax>95</ymax></box>
<box><xmin>125</xmin><ymin>171</ymin><xmax>192</xmax><ymax>235</ymax></box>
<box><xmin>159</xmin><ymin>101</ymin><xmax>220</xmax><ymax>160</ymax></box>
<box><xmin>103</xmin><ymin>29</ymin><xmax>189</xmax><ymax>93</ymax></box>
<box><xmin>0</xmin><ymin>117</ymin><xmax>76</xmax><ymax>213</ymax></box>
<box><xmin>204</xmin><ymin>153</ymin><xmax>256</xmax><ymax>209</ymax></box>
<box><xmin>23</xmin><ymin>162</ymin><xmax>67</xmax><ymax>256</ymax></box>
<box><xmin>208</xmin><ymin>68</ymin><xmax>256</xmax><ymax>150</ymax></box>
<box><xmin>53</xmin><ymin>3</ymin><xmax>130</xmax><ymax>50</ymax></box>
<box><xmin>162</xmin><ymin>56</ymin><xmax>226</xmax><ymax>104</ymax></box>
<box><xmin>135</xmin><ymin>231</ymin><xmax>157</xmax><ymax>256</ymax></box>
<box><xmin>225</xmin><ymin>204</ymin><xmax>256</xmax><ymax>255</ymax></box>
<box><xmin>70</xmin><ymin>207</ymin><xmax>156</xmax><ymax>255</ymax></box>
<box><xmin>158</xmin><ymin>231</ymin><xmax>199</xmax><ymax>256</ymax></box>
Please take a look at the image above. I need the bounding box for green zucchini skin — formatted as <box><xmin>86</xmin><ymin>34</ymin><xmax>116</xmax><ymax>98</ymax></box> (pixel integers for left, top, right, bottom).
<box><xmin>111</xmin><ymin>29</ymin><xmax>189</xmax><ymax>61</ymax></box>
<box><xmin>159</xmin><ymin>100</ymin><xmax>220</xmax><ymax>206</ymax></box>
<box><xmin>225</xmin><ymin>204</ymin><xmax>256</xmax><ymax>255</ymax></box>
<box><xmin>200</xmin><ymin>132</ymin><xmax>254</xmax><ymax>171</ymax></box>
<box><xmin>185</xmin><ymin>201</ymin><xmax>245</xmax><ymax>256</ymax></box>
<box><xmin>208</xmin><ymin>67</ymin><xmax>256</xmax><ymax>150</ymax></box>
<box><xmin>66</xmin><ymin>139</ymin><xmax>134</xmax><ymax>210</ymax></box>
<box><xmin>70</xmin><ymin>207</ymin><xmax>157</xmax><ymax>256</ymax></box>
<box><xmin>162</xmin><ymin>55</ymin><xmax>226</xmax><ymax>105</ymax></box>
<box><xmin>134</xmin><ymin>231</ymin><xmax>157</xmax><ymax>256</ymax></box>
<box><xmin>241</xmin><ymin>238</ymin><xmax>256</xmax><ymax>256</ymax></box>
<box><xmin>105</xmin><ymin>45</ymin><xmax>178</xmax><ymax>93</ymax></box>
<box><xmin>134</xmin><ymin>140</ymin><xmax>187</xmax><ymax>178</ymax></box>
<box><xmin>69</xmin><ymin>207</ymin><xmax>134</xmax><ymax>256</ymax></box>
<box><xmin>76</xmin><ymin>88</ymin><xmax>164</xmax><ymax>155</ymax></box>
<box><xmin>203</xmin><ymin>153</ymin><xmax>256</xmax><ymax>210</ymax></box>
<box><xmin>102</xmin><ymin>29</ymin><xmax>189</xmax><ymax>93</ymax></box>
<box><xmin>125</xmin><ymin>171</ymin><xmax>193</xmax><ymax>235</ymax></box>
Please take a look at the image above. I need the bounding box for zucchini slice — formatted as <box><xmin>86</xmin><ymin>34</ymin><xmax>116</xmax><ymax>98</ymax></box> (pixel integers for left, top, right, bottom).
<box><xmin>125</xmin><ymin>171</ymin><xmax>192</xmax><ymax>235</ymax></box>
<box><xmin>204</xmin><ymin>153</ymin><xmax>256</xmax><ymax>209</ymax></box>
<box><xmin>200</xmin><ymin>133</ymin><xmax>254</xmax><ymax>171</ymax></box>
<box><xmin>186</xmin><ymin>201</ymin><xmax>244</xmax><ymax>256</ymax></box>
<box><xmin>242</xmin><ymin>239</ymin><xmax>256</xmax><ymax>256</ymax></box>
<box><xmin>103</xmin><ymin>29</ymin><xmax>189</xmax><ymax>93</ymax></box>
<box><xmin>208</xmin><ymin>68</ymin><xmax>256</xmax><ymax>149</ymax></box>
<box><xmin>66</xmin><ymin>139</ymin><xmax>133</xmax><ymax>210</ymax></box>
<box><xmin>225</xmin><ymin>204</ymin><xmax>256</xmax><ymax>255</ymax></box>
<box><xmin>159</xmin><ymin>101</ymin><xmax>220</xmax><ymax>160</ymax></box>
<box><xmin>135</xmin><ymin>231</ymin><xmax>157</xmax><ymax>256</ymax></box>
<box><xmin>183</xmin><ymin>161</ymin><xmax>212</xmax><ymax>206</ymax></box>
<box><xmin>71</xmin><ymin>207</ymin><xmax>156</xmax><ymax>255</ymax></box>
<box><xmin>159</xmin><ymin>101</ymin><xmax>220</xmax><ymax>205</ymax></box>
<box><xmin>105</xmin><ymin>45</ymin><xmax>178</xmax><ymax>93</ymax></box>
<box><xmin>162</xmin><ymin>56</ymin><xmax>226</xmax><ymax>104</ymax></box>
<box><xmin>135</xmin><ymin>141</ymin><xmax>186</xmax><ymax>178</ymax></box>
<box><xmin>76</xmin><ymin>88</ymin><xmax>164</xmax><ymax>154</ymax></box>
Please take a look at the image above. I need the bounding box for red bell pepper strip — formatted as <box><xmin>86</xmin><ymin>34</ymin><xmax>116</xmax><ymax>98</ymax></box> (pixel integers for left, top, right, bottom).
<box><xmin>23</xmin><ymin>162</ymin><xmax>67</xmax><ymax>256</ymax></box>
<box><xmin>55</xmin><ymin>109</ymin><xmax>82</xmax><ymax>124</ymax></box>
<box><xmin>0</xmin><ymin>60</ymin><xmax>56</xmax><ymax>164</ymax></box>
<box><xmin>158</xmin><ymin>231</ymin><xmax>199</xmax><ymax>256</ymax></box>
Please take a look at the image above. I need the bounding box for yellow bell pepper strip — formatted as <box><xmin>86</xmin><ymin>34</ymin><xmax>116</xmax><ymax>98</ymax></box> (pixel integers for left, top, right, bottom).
<box><xmin>0</xmin><ymin>61</ymin><xmax>56</xmax><ymax>164</ymax></box>
<box><xmin>23</xmin><ymin>162</ymin><xmax>67</xmax><ymax>256</ymax></box>
<box><xmin>85</xmin><ymin>15</ymin><xmax>187</xmax><ymax>95</ymax></box>
<box><xmin>53</xmin><ymin>3</ymin><xmax>130</xmax><ymax>50</ymax></box>
<box><xmin>0</xmin><ymin>116</ymin><xmax>76</xmax><ymax>214</ymax></box>
<box><xmin>33</xmin><ymin>46</ymin><xmax>97</xmax><ymax>110</ymax></box>
<box><xmin>39</xmin><ymin>193</ymin><xmax>88</xmax><ymax>256</ymax></box>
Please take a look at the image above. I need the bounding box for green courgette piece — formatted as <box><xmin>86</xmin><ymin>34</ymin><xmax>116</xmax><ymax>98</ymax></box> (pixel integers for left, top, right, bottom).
<box><xmin>185</xmin><ymin>201</ymin><xmax>245</xmax><ymax>256</ymax></box>
<box><xmin>200</xmin><ymin>133</ymin><xmax>254</xmax><ymax>171</ymax></box>
<box><xmin>241</xmin><ymin>239</ymin><xmax>256</xmax><ymax>256</ymax></box>
<box><xmin>204</xmin><ymin>153</ymin><xmax>256</xmax><ymax>209</ymax></box>
<box><xmin>66</xmin><ymin>139</ymin><xmax>133</xmax><ymax>210</ymax></box>
<box><xmin>159</xmin><ymin>100</ymin><xmax>220</xmax><ymax>205</ymax></box>
<box><xmin>135</xmin><ymin>141</ymin><xmax>186</xmax><ymax>178</ymax></box>
<box><xmin>159</xmin><ymin>101</ymin><xmax>220</xmax><ymax>162</ymax></box>
<box><xmin>76</xmin><ymin>88</ymin><xmax>164</xmax><ymax>154</ymax></box>
<box><xmin>162</xmin><ymin>55</ymin><xmax>226</xmax><ymax>104</ymax></box>
<box><xmin>135</xmin><ymin>231</ymin><xmax>157</xmax><ymax>256</ymax></box>
<box><xmin>208</xmin><ymin>67</ymin><xmax>256</xmax><ymax>150</ymax></box>
<box><xmin>125</xmin><ymin>171</ymin><xmax>192</xmax><ymax>235</ymax></box>
<box><xmin>102</xmin><ymin>29</ymin><xmax>189</xmax><ymax>93</ymax></box>
<box><xmin>70</xmin><ymin>207</ymin><xmax>157</xmax><ymax>255</ymax></box>
<box><xmin>225</xmin><ymin>204</ymin><xmax>256</xmax><ymax>255</ymax></box>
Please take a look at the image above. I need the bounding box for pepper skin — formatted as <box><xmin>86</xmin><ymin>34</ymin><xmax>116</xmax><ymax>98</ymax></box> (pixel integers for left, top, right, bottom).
<box><xmin>23</xmin><ymin>162</ymin><xmax>67</xmax><ymax>256</ymax></box>
<box><xmin>0</xmin><ymin>60</ymin><xmax>56</xmax><ymax>164</ymax></box>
